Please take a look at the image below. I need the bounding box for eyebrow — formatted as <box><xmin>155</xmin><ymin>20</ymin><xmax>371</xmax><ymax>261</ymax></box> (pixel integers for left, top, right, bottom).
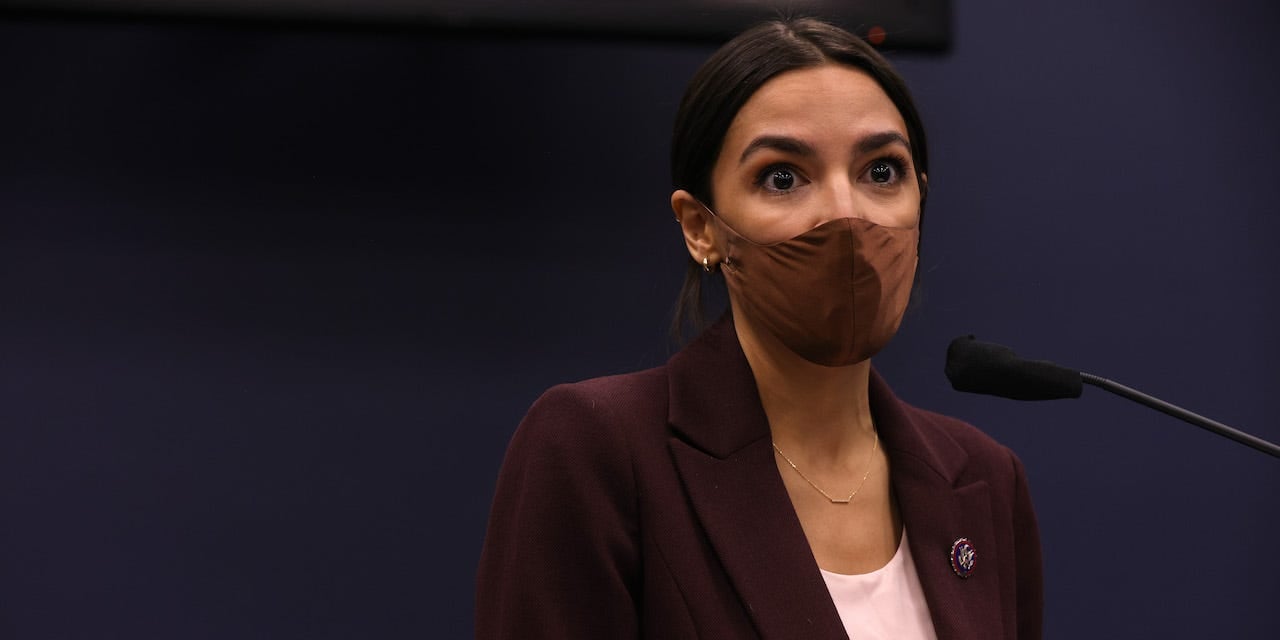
<box><xmin>856</xmin><ymin>131</ymin><xmax>911</xmax><ymax>154</ymax></box>
<box><xmin>737</xmin><ymin>131</ymin><xmax>911</xmax><ymax>165</ymax></box>
<box><xmin>738</xmin><ymin>135</ymin><xmax>815</xmax><ymax>165</ymax></box>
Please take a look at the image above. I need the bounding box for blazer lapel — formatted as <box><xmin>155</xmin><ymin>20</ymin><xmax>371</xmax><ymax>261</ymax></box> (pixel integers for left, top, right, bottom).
<box><xmin>871</xmin><ymin>372</ymin><xmax>1004</xmax><ymax>640</ymax></box>
<box><xmin>663</xmin><ymin>318</ymin><xmax>1005</xmax><ymax>640</ymax></box>
<box><xmin>666</xmin><ymin>316</ymin><xmax>847</xmax><ymax>639</ymax></box>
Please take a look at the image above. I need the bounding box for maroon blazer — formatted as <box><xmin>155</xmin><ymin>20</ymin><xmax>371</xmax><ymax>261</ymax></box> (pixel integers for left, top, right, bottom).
<box><xmin>476</xmin><ymin>317</ymin><xmax>1043</xmax><ymax>639</ymax></box>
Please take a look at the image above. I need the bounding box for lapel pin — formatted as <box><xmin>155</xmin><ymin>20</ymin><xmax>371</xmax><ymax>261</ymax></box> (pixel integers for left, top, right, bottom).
<box><xmin>950</xmin><ymin>537</ymin><xmax>976</xmax><ymax>578</ymax></box>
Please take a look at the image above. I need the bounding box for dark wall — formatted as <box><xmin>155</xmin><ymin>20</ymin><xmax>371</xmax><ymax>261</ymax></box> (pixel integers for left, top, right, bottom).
<box><xmin>2</xmin><ymin>2</ymin><xmax>1277</xmax><ymax>637</ymax></box>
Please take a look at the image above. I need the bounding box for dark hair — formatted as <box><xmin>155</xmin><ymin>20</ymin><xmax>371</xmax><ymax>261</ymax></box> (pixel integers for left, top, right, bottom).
<box><xmin>669</xmin><ymin>17</ymin><xmax>930</xmax><ymax>340</ymax></box>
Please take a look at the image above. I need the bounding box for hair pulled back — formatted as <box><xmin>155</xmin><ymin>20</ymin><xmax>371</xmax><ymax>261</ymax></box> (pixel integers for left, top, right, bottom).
<box><xmin>669</xmin><ymin>18</ymin><xmax>929</xmax><ymax>340</ymax></box>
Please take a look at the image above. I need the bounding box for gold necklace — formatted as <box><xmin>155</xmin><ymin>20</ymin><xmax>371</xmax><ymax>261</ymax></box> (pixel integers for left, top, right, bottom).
<box><xmin>772</xmin><ymin>429</ymin><xmax>879</xmax><ymax>504</ymax></box>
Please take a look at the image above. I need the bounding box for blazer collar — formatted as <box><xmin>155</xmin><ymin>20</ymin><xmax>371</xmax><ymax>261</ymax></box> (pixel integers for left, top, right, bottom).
<box><xmin>666</xmin><ymin>314</ymin><xmax>1001</xmax><ymax>640</ymax></box>
<box><xmin>667</xmin><ymin>313</ymin><xmax>770</xmax><ymax>458</ymax></box>
<box><xmin>871</xmin><ymin>372</ymin><xmax>1003</xmax><ymax>639</ymax></box>
<box><xmin>666</xmin><ymin>313</ymin><xmax>969</xmax><ymax>482</ymax></box>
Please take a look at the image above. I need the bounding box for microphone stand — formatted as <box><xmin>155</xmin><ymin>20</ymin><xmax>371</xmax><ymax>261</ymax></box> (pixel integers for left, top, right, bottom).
<box><xmin>1081</xmin><ymin>372</ymin><xmax>1280</xmax><ymax>459</ymax></box>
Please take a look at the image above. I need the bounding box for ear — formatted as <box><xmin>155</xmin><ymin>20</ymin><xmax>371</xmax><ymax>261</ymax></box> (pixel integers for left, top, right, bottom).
<box><xmin>671</xmin><ymin>189</ymin><xmax>723</xmax><ymax>267</ymax></box>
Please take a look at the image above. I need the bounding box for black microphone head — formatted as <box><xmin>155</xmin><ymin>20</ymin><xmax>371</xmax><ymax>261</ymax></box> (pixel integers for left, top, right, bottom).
<box><xmin>945</xmin><ymin>335</ymin><xmax>1083</xmax><ymax>401</ymax></box>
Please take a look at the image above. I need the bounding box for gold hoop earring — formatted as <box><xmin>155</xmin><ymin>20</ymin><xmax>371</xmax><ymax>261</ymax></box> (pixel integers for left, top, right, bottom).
<box><xmin>702</xmin><ymin>257</ymin><xmax>711</xmax><ymax>273</ymax></box>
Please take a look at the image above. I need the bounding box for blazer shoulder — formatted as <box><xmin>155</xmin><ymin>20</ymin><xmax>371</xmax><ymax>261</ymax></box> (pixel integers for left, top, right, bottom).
<box><xmin>548</xmin><ymin>366</ymin><xmax>669</xmax><ymax>413</ymax></box>
<box><xmin>526</xmin><ymin>365</ymin><xmax>668</xmax><ymax>427</ymax></box>
<box><xmin>510</xmin><ymin>366</ymin><xmax>670</xmax><ymax>463</ymax></box>
<box><xmin>903</xmin><ymin>404</ymin><xmax>1025</xmax><ymax>480</ymax></box>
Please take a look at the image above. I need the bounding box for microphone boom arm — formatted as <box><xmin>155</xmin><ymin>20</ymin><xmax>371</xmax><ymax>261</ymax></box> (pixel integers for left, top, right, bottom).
<box><xmin>1080</xmin><ymin>372</ymin><xmax>1280</xmax><ymax>458</ymax></box>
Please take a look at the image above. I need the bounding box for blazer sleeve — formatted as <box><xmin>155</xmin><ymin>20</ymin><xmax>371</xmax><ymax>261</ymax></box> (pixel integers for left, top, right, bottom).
<box><xmin>475</xmin><ymin>383</ymin><xmax>641</xmax><ymax>639</ymax></box>
<box><xmin>1011</xmin><ymin>452</ymin><xmax>1044</xmax><ymax>639</ymax></box>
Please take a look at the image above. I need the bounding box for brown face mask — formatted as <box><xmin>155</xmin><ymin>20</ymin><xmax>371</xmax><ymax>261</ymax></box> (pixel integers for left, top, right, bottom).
<box><xmin>710</xmin><ymin>211</ymin><xmax>919</xmax><ymax>367</ymax></box>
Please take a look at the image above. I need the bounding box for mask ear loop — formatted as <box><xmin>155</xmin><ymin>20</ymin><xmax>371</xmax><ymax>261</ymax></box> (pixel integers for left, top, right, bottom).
<box><xmin>696</xmin><ymin>200</ymin><xmax>742</xmax><ymax>270</ymax></box>
<box><xmin>696</xmin><ymin>199</ymin><xmax>817</xmax><ymax>252</ymax></box>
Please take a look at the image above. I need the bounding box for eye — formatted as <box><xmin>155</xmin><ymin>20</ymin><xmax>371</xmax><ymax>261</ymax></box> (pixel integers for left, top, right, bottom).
<box><xmin>767</xmin><ymin>169</ymin><xmax>795</xmax><ymax>190</ymax></box>
<box><xmin>754</xmin><ymin>164</ymin><xmax>808</xmax><ymax>194</ymax></box>
<box><xmin>862</xmin><ymin>156</ymin><xmax>908</xmax><ymax>187</ymax></box>
<box><xmin>869</xmin><ymin>162</ymin><xmax>894</xmax><ymax>183</ymax></box>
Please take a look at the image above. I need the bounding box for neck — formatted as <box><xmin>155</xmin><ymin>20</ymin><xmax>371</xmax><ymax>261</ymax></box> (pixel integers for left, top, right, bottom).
<box><xmin>731</xmin><ymin>303</ymin><xmax>876</xmax><ymax>463</ymax></box>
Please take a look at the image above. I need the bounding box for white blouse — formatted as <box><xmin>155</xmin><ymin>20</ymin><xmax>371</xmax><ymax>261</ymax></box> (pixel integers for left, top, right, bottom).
<box><xmin>818</xmin><ymin>529</ymin><xmax>939</xmax><ymax>640</ymax></box>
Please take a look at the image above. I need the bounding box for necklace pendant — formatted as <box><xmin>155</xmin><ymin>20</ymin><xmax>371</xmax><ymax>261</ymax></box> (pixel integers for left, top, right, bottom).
<box><xmin>772</xmin><ymin>432</ymin><xmax>879</xmax><ymax>506</ymax></box>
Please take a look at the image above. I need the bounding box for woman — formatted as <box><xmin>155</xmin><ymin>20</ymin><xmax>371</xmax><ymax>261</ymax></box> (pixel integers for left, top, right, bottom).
<box><xmin>476</xmin><ymin>17</ymin><xmax>1042</xmax><ymax>640</ymax></box>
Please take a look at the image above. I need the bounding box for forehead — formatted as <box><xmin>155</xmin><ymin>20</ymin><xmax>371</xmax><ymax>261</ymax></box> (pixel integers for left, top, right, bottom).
<box><xmin>723</xmin><ymin>64</ymin><xmax>908</xmax><ymax>149</ymax></box>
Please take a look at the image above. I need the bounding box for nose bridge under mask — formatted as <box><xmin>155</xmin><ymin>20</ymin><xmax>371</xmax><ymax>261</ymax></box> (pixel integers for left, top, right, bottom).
<box><xmin>698</xmin><ymin>200</ymin><xmax>914</xmax><ymax>252</ymax></box>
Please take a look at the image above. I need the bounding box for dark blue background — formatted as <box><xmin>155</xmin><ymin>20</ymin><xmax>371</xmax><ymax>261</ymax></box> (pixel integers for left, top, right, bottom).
<box><xmin>2</xmin><ymin>2</ymin><xmax>1277</xmax><ymax>637</ymax></box>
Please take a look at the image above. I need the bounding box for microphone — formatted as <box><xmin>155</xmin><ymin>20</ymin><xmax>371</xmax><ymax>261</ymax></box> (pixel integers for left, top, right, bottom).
<box><xmin>945</xmin><ymin>335</ymin><xmax>1280</xmax><ymax>459</ymax></box>
<box><xmin>944</xmin><ymin>335</ymin><xmax>1082</xmax><ymax>400</ymax></box>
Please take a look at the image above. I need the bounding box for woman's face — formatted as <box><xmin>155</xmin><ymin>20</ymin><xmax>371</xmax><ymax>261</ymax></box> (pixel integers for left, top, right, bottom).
<box><xmin>706</xmin><ymin>64</ymin><xmax>922</xmax><ymax>246</ymax></box>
